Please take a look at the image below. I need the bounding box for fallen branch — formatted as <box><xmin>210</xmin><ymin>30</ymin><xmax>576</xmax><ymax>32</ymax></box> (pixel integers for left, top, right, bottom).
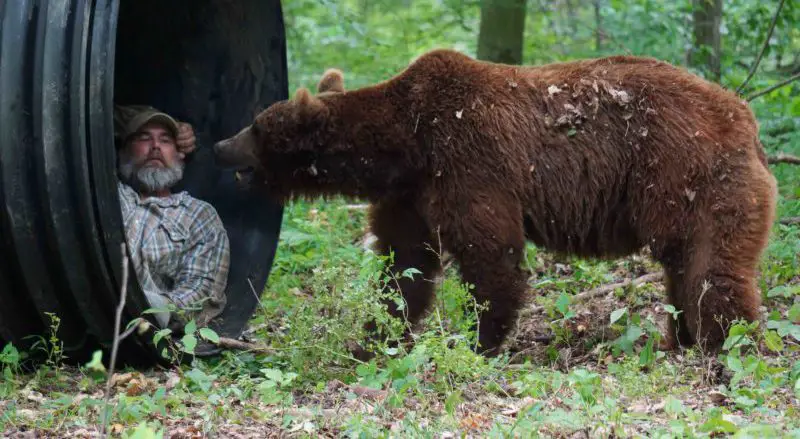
<box><xmin>574</xmin><ymin>272</ymin><xmax>664</xmax><ymax>301</ymax></box>
<box><xmin>736</xmin><ymin>0</ymin><xmax>785</xmax><ymax>94</ymax></box>
<box><xmin>523</xmin><ymin>272</ymin><xmax>664</xmax><ymax>316</ymax></box>
<box><xmin>747</xmin><ymin>71</ymin><xmax>800</xmax><ymax>101</ymax></box>
<box><xmin>215</xmin><ymin>336</ymin><xmax>273</xmax><ymax>354</ymax></box>
<box><xmin>768</xmin><ymin>153</ymin><xmax>800</xmax><ymax>165</ymax></box>
<box><xmin>780</xmin><ymin>217</ymin><xmax>800</xmax><ymax>226</ymax></box>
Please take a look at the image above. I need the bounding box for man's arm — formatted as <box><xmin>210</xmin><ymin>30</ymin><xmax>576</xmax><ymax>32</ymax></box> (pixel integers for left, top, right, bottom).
<box><xmin>167</xmin><ymin>209</ymin><xmax>230</xmax><ymax>328</ymax></box>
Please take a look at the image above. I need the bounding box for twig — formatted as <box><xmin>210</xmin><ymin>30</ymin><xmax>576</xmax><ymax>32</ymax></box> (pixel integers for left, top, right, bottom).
<box><xmin>269</xmin><ymin>407</ymin><xmax>341</xmax><ymax>419</ymax></box>
<box><xmin>780</xmin><ymin>217</ymin><xmax>800</xmax><ymax>226</ymax></box>
<box><xmin>342</xmin><ymin>204</ymin><xmax>369</xmax><ymax>210</ymax></box>
<box><xmin>101</xmin><ymin>243</ymin><xmax>130</xmax><ymax>438</ymax></box>
<box><xmin>118</xmin><ymin>318</ymin><xmax>144</xmax><ymax>341</ymax></box>
<box><xmin>746</xmin><ymin>71</ymin><xmax>800</xmax><ymax>101</ymax></box>
<box><xmin>736</xmin><ymin>0</ymin><xmax>785</xmax><ymax>93</ymax></box>
<box><xmin>768</xmin><ymin>152</ymin><xmax>800</xmax><ymax>165</ymax></box>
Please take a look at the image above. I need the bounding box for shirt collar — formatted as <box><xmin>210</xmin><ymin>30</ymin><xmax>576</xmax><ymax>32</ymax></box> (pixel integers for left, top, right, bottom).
<box><xmin>119</xmin><ymin>181</ymin><xmax>191</xmax><ymax>208</ymax></box>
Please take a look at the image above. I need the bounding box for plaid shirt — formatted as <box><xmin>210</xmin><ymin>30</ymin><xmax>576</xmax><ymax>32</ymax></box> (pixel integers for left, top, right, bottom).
<box><xmin>118</xmin><ymin>181</ymin><xmax>230</xmax><ymax>328</ymax></box>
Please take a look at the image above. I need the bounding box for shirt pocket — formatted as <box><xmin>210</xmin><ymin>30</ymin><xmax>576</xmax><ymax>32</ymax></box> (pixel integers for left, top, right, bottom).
<box><xmin>161</xmin><ymin>217</ymin><xmax>189</xmax><ymax>243</ymax></box>
<box><xmin>156</xmin><ymin>217</ymin><xmax>190</xmax><ymax>279</ymax></box>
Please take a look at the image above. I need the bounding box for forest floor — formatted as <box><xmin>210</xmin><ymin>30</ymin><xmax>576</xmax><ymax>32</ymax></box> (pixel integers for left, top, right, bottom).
<box><xmin>2</xmin><ymin>193</ymin><xmax>799</xmax><ymax>437</ymax></box>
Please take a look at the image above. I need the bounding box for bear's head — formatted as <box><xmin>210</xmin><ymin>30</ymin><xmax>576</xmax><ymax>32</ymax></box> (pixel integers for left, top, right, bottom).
<box><xmin>213</xmin><ymin>68</ymin><xmax>346</xmax><ymax>173</ymax></box>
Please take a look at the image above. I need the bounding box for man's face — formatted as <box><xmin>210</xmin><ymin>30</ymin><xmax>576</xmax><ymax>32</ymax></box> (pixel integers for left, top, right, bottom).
<box><xmin>118</xmin><ymin>122</ymin><xmax>184</xmax><ymax>194</ymax></box>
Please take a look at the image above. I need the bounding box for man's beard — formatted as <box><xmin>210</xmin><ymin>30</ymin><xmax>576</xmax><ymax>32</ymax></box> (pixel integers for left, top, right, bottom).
<box><xmin>119</xmin><ymin>157</ymin><xmax>184</xmax><ymax>193</ymax></box>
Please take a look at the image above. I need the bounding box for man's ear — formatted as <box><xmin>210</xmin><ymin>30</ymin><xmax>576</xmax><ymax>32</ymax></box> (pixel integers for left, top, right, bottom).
<box><xmin>317</xmin><ymin>68</ymin><xmax>345</xmax><ymax>94</ymax></box>
<box><xmin>293</xmin><ymin>88</ymin><xmax>329</xmax><ymax>125</ymax></box>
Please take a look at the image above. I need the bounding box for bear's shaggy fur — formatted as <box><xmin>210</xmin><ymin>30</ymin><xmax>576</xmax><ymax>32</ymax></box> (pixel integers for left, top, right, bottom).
<box><xmin>214</xmin><ymin>49</ymin><xmax>777</xmax><ymax>356</ymax></box>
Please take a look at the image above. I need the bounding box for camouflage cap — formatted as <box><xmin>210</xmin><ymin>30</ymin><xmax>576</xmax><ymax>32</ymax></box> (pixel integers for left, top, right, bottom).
<box><xmin>114</xmin><ymin>105</ymin><xmax>180</xmax><ymax>146</ymax></box>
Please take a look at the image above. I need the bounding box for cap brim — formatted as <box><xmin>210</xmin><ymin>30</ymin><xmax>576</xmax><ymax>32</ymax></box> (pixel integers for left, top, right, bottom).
<box><xmin>123</xmin><ymin>112</ymin><xmax>180</xmax><ymax>141</ymax></box>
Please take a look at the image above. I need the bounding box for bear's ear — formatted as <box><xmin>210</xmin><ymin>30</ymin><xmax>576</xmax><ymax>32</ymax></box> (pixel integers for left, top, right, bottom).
<box><xmin>293</xmin><ymin>87</ymin><xmax>328</xmax><ymax>125</ymax></box>
<box><xmin>317</xmin><ymin>68</ymin><xmax>345</xmax><ymax>94</ymax></box>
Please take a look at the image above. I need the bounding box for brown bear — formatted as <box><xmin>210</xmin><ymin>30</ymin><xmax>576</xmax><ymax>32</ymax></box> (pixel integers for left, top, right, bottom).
<box><xmin>213</xmin><ymin>48</ymin><xmax>778</xmax><ymax>357</ymax></box>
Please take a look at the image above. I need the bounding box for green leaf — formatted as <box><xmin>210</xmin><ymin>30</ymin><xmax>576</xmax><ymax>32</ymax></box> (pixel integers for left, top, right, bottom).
<box><xmin>767</xmin><ymin>285</ymin><xmax>799</xmax><ymax>298</ymax></box>
<box><xmin>183</xmin><ymin>320</ymin><xmax>197</xmax><ymax>336</ymax></box>
<box><xmin>401</xmin><ymin>268</ymin><xmax>423</xmax><ymax>280</ymax></box>
<box><xmin>763</xmin><ymin>330</ymin><xmax>784</xmax><ymax>352</ymax></box>
<box><xmin>700</xmin><ymin>416</ymin><xmax>738</xmax><ymax>434</ymax></box>
<box><xmin>664</xmin><ymin>395</ymin><xmax>684</xmax><ymax>417</ymax></box>
<box><xmin>555</xmin><ymin>292</ymin><xmax>570</xmax><ymax>316</ymax></box>
<box><xmin>84</xmin><ymin>350</ymin><xmax>106</xmax><ymax>373</ymax></box>
<box><xmin>262</xmin><ymin>368</ymin><xmax>284</xmax><ymax>382</ymax></box>
<box><xmin>726</xmin><ymin>352</ymin><xmax>744</xmax><ymax>372</ymax></box>
<box><xmin>610</xmin><ymin>307</ymin><xmax>628</xmax><ymax>325</ymax></box>
<box><xmin>639</xmin><ymin>337</ymin><xmax>654</xmax><ymax>366</ymax></box>
<box><xmin>788</xmin><ymin>303</ymin><xmax>800</xmax><ymax>324</ymax></box>
<box><xmin>152</xmin><ymin>328</ymin><xmax>172</xmax><ymax>346</ymax></box>
<box><xmin>181</xmin><ymin>334</ymin><xmax>197</xmax><ymax>354</ymax></box>
<box><xmin>198</xmin><ymin>328</ymin><xmax>220</xmax><ymax>344</ymax></box>
<box><xmin>794</xmin><ymin>376</ymin><xmax>800</xmax><ymax>398</ymax></box>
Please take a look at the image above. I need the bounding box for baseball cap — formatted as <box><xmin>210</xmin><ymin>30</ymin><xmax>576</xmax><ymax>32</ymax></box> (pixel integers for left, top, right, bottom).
<box><xmin>114</xmin><ymin>105</ymin><xmax>180</xmax><ymax>146</ymax></box>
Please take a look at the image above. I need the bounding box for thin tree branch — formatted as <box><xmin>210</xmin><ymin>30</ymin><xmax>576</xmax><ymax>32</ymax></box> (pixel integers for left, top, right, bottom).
<box><xmin>101</xmin><ymin>243</ymin><xmax>130</xmax><ymax>438</ymax></box>
<box><xmin>779</xmin><ymin>217</ymin><xmax>800</xmax><ymax>226</ymax></box>
<box><xmin>768</xmin><ymin>152</ymin><xmax>800</xmax><ymax>165</ymax></box>
<box><xmin>736</xmin><ymin>0</ymin><xmax>785</xmax><ymax>94</ymax></box>
<box><xmin>746</xmin><ymin>71</ymin><xmax>800</xmax><ymax>101</ymax></box>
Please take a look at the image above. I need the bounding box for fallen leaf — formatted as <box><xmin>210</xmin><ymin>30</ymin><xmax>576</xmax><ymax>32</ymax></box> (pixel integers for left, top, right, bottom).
<box><xmin>349</xmin><ymin>385</ymin><xmax>387</xmax><ymax>401</ymax></box>
<box><xmin>166</xmin><ymin>372</ymin><xmax>182</xmax><ymax>390</ymax></box>
<box><xmin>708</xmin><ymin>390</ymin><xmax>728</xmax><ymax>405</ymax></box>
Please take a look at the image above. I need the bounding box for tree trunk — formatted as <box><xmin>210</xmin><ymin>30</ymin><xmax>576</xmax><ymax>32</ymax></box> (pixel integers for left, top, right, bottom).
<box><xmin>690</xmin><ymin>0</ymin><xmax>723</xmax><ymax>81</ymax></box>
<box><xmin>594</xmin><ymin>0</ymin><xmax>603</xmax><ymax>52</ymax></box>
<box><xmin>477</xmin><ymin>0</ymin><xmax>527</xmax><ymax>65</ymax></box>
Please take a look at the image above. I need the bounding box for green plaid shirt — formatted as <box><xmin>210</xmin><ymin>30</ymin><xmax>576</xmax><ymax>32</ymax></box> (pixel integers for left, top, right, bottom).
<box><xmin>118</xmin><ymin>181</ymin><xmax>230</xmax><ymax>328</ymax></box>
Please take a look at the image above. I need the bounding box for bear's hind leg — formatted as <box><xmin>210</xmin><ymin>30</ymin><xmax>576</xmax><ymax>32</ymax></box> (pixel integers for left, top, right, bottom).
<box><xmin>675</xmin><ymin>221</ymin><xmax>767</xmax><ymax>354</ymax></box>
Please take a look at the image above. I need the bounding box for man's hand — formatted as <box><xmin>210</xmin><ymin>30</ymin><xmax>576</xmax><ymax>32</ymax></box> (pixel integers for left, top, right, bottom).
<box><xmin>176</xmin><ymin>122</ymin><xmax>197</xmax><ymax>159</ymax></box>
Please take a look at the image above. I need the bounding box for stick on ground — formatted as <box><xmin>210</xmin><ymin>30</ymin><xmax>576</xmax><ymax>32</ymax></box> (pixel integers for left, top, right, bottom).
<box><xmin>215</xmin><ymin>336</ymin><xmax>274</xmax><ymax>354</ymax></box>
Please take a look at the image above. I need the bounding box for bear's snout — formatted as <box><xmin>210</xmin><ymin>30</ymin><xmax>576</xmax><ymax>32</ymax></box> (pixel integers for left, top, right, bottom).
<box><xmin>213</xmin><ymin>131</ymin><xmax>257</xmax><ymax>170</ymax></box>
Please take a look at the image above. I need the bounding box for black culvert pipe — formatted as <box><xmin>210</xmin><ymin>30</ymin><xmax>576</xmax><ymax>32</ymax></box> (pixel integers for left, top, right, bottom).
<box><xmin>0</xmin><ymin>0</ymin><xmax>287</xmax><ymax>367</ymax></box>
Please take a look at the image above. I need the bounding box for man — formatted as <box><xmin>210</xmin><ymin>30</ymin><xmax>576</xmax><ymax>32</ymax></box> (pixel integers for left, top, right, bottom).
<box><xmin>114</xmin><ymin>105</ymin><xmax>230</xmax><ymax>331</ymax></box>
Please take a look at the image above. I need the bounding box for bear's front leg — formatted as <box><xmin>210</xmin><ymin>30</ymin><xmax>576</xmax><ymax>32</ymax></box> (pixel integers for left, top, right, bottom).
<box><xmin>437</xmin><ymin>197</ymin><xmax>529</xmax><ymax>356</ymax></box>
<box><xmin>364</xmin><ymin>197</ymin><xmax>443</xmax><ymax>346</ymax></box>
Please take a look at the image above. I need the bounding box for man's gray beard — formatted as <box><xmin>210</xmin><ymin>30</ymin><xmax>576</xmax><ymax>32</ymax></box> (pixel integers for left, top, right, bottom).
<box><xmin>119</xmin><ymin>159</ymin><xmax>184</xmax><ymax>193</ymax></box>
